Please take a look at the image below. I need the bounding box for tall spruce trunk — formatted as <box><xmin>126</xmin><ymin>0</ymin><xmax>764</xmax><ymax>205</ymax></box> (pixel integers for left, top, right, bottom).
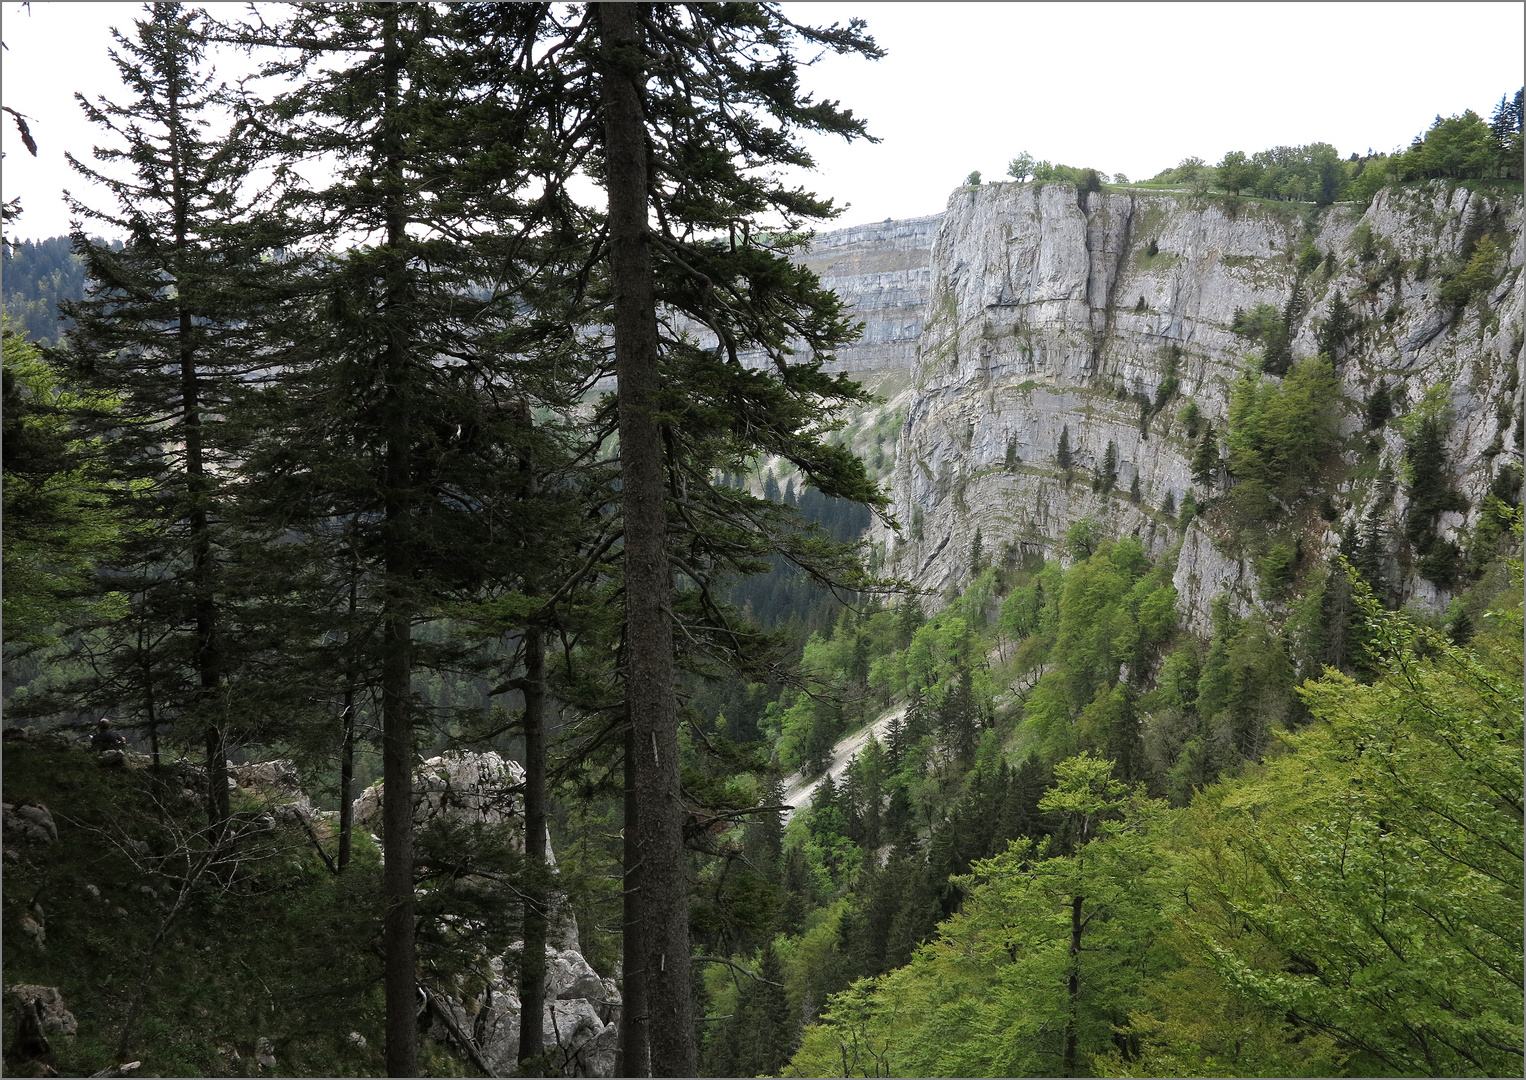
<box><xmin>598</xmin><ymin>5</ymin><xmax>694</xmax><ymax>1074</ymax></box>
<box><xmin>518</xmin><ymin>415</ymin><xmax>549</xmax><ymax>1069</ymax></box>
<box><xmin>616</xmin><ymin>721</ymin><xmax>649</xmax><ymax>1077</ymax></box>
<box><xmin>146</xmin><ymin>695</ymin><xmax>160</xmax><ymax>772</ymax></box>
<box><xmin>518</xmin><ymin>626</ymin><xmax>548</xmax><ymax>1069</ymax></box>
<box><xmin>378</xmin><ymin>10</ymin><xmax>418</xmax><ymax>1077</ymax></box>
<box><xmin>167</xmin><ymin>49</ymin><xmax>229</xmax><ymax>832</ymax></box>
<box><xmin>378</xmin><ymin>274</ymin><xmax>418</xmax><ymax>1080</ymax></box>
<box><xmin>336</xmin><ymin>696</ymin><xmax>356</xmax><ymax>871</ymax></box>
<box><xmin>338</xmin><ymin>545</ymin><xmax>361</xmax><ymax>871</ymax></box>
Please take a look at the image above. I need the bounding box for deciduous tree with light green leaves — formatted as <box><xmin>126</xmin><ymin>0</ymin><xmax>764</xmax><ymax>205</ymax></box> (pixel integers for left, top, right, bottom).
<box><xmin>1022</xmin><ymin>536</ymin><xmax>1176</xmax><ymax>761</ymax></box>
<box><xmin>1168</xmin><ymin>565</ymin><xmax>1524</xmax><ymax>1078</ymax></box>
<box><xmin>1</xmin><ymin>321</ymin><xmax>126</xmax><ymax>657</ymax></box>
<box><xmin>782</xmin><ymin>534</ymin><xmax>1521</xmax><ymax>1078</ymax></box>
<box><xmin>1215</xmin><ymin>149</ymin><xmax>1256</xmax><ymax>195</ymax></box>
<box><xmin>1006</xmin><ymin>152</ymin><xmax>1036</xmax><ymax>182</ymax></box>
<box><xmin>787</xmin><ymin>753</ymin><xmax>1175</xmax><ymax>1078</ymax></box>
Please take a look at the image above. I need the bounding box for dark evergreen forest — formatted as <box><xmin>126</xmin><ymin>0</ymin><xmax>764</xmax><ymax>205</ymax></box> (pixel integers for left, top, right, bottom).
<box><xmin>0</xmin><ymin>236</ymin><xmax>123</xmax><ymax>350</ymax></box>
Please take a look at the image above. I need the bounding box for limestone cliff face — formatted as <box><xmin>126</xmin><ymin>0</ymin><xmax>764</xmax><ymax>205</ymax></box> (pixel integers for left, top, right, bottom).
<box><xmin>871</xmin><ymin>181</ymin><xmax>1523</xmax><ymax>632</ymax></box>
<box><xmin>673</xmin><ymin>214</ymin><xmax>935</xmax><ymax>380</ymax></box>
<box><xmin>796</xmin><ymin>214</ymin><xmax>940</xmax><ymax>372</ymax></box>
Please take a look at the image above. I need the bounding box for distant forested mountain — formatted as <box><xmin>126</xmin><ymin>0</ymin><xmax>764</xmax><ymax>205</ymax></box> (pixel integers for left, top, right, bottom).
<box><xmin>1</xmin><ymin>236</ymin><xmax>121</xmax><ymax>348</ymax></box>
<box><xmin>730</xmin><ymin>473</ymin><xmax>874</xmax><ymax>634</ymax></box>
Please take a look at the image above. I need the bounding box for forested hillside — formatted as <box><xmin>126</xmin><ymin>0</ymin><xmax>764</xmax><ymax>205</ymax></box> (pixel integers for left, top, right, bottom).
<box><xmin>3</xmin><ymin>4</ymin><xmax>1522</xmax><ymax>1078</ymax></box>
<box><xmin>2</xmin><ymin>237</ymin><xmax>88</xmax><ymax>349</ymax></box>
<box><xmin>746</xmin><ymin>532</ymin><xmax>1521</xmax><ymax>1078</ymax></box>
<box><xmin>0</xmin><ymin>236</ymin><xmax>125</xmax><ymax>350</ymax></box>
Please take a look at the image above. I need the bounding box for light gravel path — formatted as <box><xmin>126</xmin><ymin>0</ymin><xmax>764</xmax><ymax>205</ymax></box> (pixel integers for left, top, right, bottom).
<box><xmin>779</xmin><ymin>702</ymin><xmax>907</xmax><ymax>823</ymax></box>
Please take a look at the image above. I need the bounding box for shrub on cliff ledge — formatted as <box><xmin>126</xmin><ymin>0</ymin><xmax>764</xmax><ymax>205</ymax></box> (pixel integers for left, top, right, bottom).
<box><xmin>1224</xmin><ymin>357</ymin><xmax>1342</xmax><ymax>529</ymax></box>
<box><xmin>1438</xmin><ymin>233</ymin><xmax>1504</xmax><ymax>308</ymax></box>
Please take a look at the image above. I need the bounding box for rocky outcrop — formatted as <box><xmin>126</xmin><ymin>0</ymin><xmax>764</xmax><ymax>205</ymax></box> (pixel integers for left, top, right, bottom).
<box><xmin>218</xmin><ymin>750</ymin><xmax>620</xmax><ymax>1073</ymax></box>
<box><xmin>5</xmin><ymin>984</ymin><xmax>77</xmax><ymax>1066</ymax></box>
<box><xmin>354</xmin><ymin>751</ymin><xmax>618</xmax><ymax>1076</ymax></box>
<box><xmin>230</xmin><ymin>758</ymin><xmax>304</xmax><ymax>794</ymax></box>
<box><xmin>425</xmin><ymin>947</ymin><xmax>621</xmax><ymax>1077</ymax></box>
<box><xmin>873</xmin><ymin>181</ymin><xmax>1523</xmax><ymax>631</ymax></box>
<box><xmin>353</xmin><ymin>752</ymin><xmax>569</xmax><ymax>921</ymax></box>
<box><xmin>669</xmin><ymin>213</ymin><xmax>938</xmax><ymax>379</ymax></box>
<box><xmin>3</xmin><ymin>802</ymin><xmax>58</xmax><ymax>846</ymax></box>
<box><xmin>4</xmin><ymin>984</ymin><xmax>78</xmax><ymax>1036</ymax></box>
<box><xmin>354</xmin><ymin>750</ymin><xmax>528</xmax><ymax>838</ymax></box>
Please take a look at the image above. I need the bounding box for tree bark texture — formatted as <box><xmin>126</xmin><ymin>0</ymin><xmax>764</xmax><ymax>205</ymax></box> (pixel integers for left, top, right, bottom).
<box><xmin>338</xmin><ymin>552</ymin><xmax>361</xmax><ymax>871</ymax></box>
<box><xmin>518</xmin><ymin>404</ymin><xmax>549</xmax><ymax>1071</ymax></box>
<box><xmin>378</xmin><ymin>10</ymin><xmax>418</xmax><ymax>1077</ymax></box>
<box><xmin>1064</xmin><ymin>892</ymin><xmax>1083</xmax><ymax>1078</ymax></box>
<box><xmin>165</xmin><ymin>33</ymin><xmax>229</xmax><ymax>832</ymax></box>
<box><xmin>337</xmin><ymin>699</ymin><xmax>356</xmax><ymax>870</ymax></box>
<box><xmin>616</xmin><ymin>721</ymin><xmax>649</xmax><ymax>1077</ymax></box>
<box><xmin>598</xmin><ymin>6</ymin><xmax>693</xmax><ymax>1074</ymax></box>
<box><xmin>518</xmin><ymin>631</ymin><xmax>548</xmax><ymax>1068</ymax></box>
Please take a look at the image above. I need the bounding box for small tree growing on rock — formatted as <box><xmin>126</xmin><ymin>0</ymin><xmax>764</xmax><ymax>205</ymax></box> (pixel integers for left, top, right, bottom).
<box><xmin>1007</xmin><ymin>152</ymin><xmax>1035</xmax><ymax>182</ymax></box>
<box><xmin>1057</xmin><ymin>425</ymin><xmax>1074</xmax><ymax>477</ymax></box>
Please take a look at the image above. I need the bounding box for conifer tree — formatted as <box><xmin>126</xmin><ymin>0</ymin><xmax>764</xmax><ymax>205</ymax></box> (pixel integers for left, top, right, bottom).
<box><xmin>938</xmin><ymin>667</ymin><xmax>978</xmax><ymax>768</ymax></box>
<box><xmin>586</xmin><ymin>8</ymin><xmax>883</xmax><ymax>1071</ymax></box>
<box><xmin>1366</xmin><ymin>379</ymin><xmax>1393</xmax><ymax>429</ymax></box>
<box><xmin>749</xmin><ymin>941</ymin><xmax>797</xmax><ymax>1074</ymax></box>
<box><xmin>1489</xmin><ymin>88</ymin><xmax>1524</xmax><ymax>178</ymax></box>
<box><xmin>224</xmin><ymin>7</ymin><xmax>605</xmax><ymax>1072</ymax></box>
<box><xmin>1316</xmin><ymin>289</ymin><xmax>1354</xmax><ymax>361</ymax></box>
<box><xmin>1191</xmin><ymin>422</ymin><xmax>1219</xmax><ymax>488</ymax></box>
<box><xmin>895</xmin><ymin>597</ymin><xmax>926</xmax><ymax>649</ymax></box>
<box><xmin>1179</xmin><ymin>398</ymin><xmax>1202</xmax><ymax>440</ymax></box>
<box><xmin>883</xmin><ymin>708</ymin><xmax>908</xmax><ymax>773</ymax></box>
<box><xmin>849</xmin><ymin>631</ymin><xmax>872</xmax><ymax>686</ymax></box>
<box><xmin>743</xmin><ymin>776</ymin><xmax>787</xmax><ymax>883</ymax></box>
<box><xmin>1100</xmin><ymin>440</ymin><xmax>1118</xmax><ymax>494</ymax></box>
<box><xmin>59</xmin><ymin>2</ymin><xmax>274</xmax><ymax>829</ymax></box>
<box><xmin>1401</xmin><ymin>392</ymin><xmax>1469</xmax><ymax>586</ymax></box>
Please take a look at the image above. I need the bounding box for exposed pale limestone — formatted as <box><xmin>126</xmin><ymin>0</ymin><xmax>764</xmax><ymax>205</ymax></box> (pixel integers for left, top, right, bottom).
<box><xmin>780</xmin><ymin>703</ymin><xmax>908</xmax><ymax>824</ymax></box>
<box><xmin>722</xmin><ymin>214</ymin><xmax>940</xmax><ymax>374</ymax></box>
<box><xmin>795</xmin><ymin>215</ymin><xmax>941</xmax><ymax>372</ymax></box>
<box><xmin>354</xmin><ymin>751</ymin><xmax>526</xmax><ymax>836</ymax></box>
<box><xmin>870</xmin><ymin>181</ymin><xmax>1522</xmax><ymax>632</ymax></box>
<box><xmin>353</xmin><ymin>750</ymin><xmax>616</xmax><ymax>1075</ymax></box>
<box><xmin>428</xmin><ymin>947</ymin><xmax>620</xmax><ymax>1077</ymax></box>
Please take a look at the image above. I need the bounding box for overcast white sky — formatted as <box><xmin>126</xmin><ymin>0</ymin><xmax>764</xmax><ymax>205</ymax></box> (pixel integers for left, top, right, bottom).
<box><xmin>2</xmin><ymin>1</ymin><xmax>1522</xmax><ymax>242</ymax></box>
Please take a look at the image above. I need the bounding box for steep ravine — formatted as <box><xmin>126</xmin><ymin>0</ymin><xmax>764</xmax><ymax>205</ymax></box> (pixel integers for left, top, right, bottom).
<box><xmin>863</xmin><ymin>181</ymin><xmax>1523</xmax><ymax>632</ymax></box>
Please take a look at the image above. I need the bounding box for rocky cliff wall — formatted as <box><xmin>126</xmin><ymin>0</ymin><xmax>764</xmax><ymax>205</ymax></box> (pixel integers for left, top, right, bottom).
<box><xmin>721</xmin><ymin>213</ymin><xmax>940</xmax><ymax>374</ymax></box>
<box><xmin>795</xmin><ymin>214</ymin><xmax>941</xmax><ymax>372</ymax></box>
<box><xmin>870</xmin><ymin>181</ymin><xmax>1524</xmax><ymax>632</ymax></box>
